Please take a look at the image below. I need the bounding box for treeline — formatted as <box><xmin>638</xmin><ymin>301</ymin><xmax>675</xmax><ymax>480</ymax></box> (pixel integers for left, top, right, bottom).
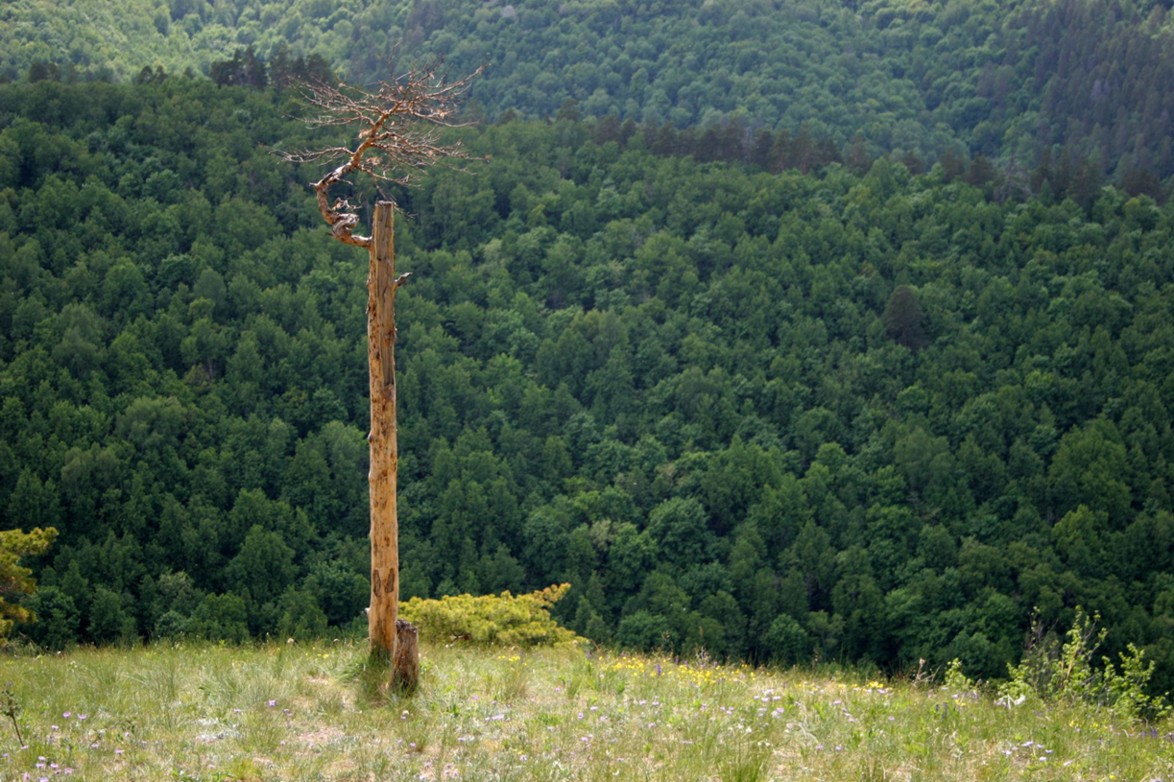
<box><xmin>202</xmin><ymin>43</ymin><xmax>1171</xmax><ymax>210</ymax></box>
<box><xmin>4</xmin><ymin>0</ymin><xmax>1174</xmax><ymax>192</ymax></box>
<box><xmin>2</xmin><ymin>79</ymin><xmax>1173</xmax><ymax>693</ymax></box>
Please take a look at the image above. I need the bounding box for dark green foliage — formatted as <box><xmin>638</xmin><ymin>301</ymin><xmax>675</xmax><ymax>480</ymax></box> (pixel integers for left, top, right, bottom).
<box><xmin>1</xmin><ymin>79</ymin><xmax>1173</xmax><ymax>696</ymax></box>
<box><xmin>763</xmin><ymin>615</ymin><xmax>811</xmax><ymax>667</ymax></box>
<box><xmin>882</xmin><ymin>285</ymin><xmax>928</xmax><ymax>351</ymax></box>
<box><xmin>188</xmin><ymin>594</ymin><xmax>250</xmax><ymax>643</ymax></box>
<box><xmin>20</xmin><ymin>586</ymin><xmax>78</xmax><ymax>651</ymax></box>
<box><xmin>87</xmin><ymin>586</ymin><xmax>137</xmax><ymax>645</ymax></box>
<box><xmin>209</xmin><ymin>47</ymin><xmax>268</xmax><ymax>89</ymax></box>
<box><xmin>276</xmin><ymin>587</ymin><xmax>329</xmax><ymax>640</ymax></box>
<box><xmin>4</xmin><ymin>0</ymin><xmax>1174</xmax><ymax>194</ymax></box>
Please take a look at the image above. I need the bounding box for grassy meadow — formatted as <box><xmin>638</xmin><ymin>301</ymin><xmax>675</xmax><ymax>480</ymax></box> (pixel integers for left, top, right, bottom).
<box><xmin>1</xmin><ymin>641</ymin><xmax>1171</xmax><ymax>781</ymax></box>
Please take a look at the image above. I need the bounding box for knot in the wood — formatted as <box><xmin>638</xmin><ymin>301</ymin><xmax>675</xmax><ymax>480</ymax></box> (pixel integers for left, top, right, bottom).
<box><xmin>330</xmin><ymin>212</ymin><xmax>359</xmax><ymax>240</ymax></box>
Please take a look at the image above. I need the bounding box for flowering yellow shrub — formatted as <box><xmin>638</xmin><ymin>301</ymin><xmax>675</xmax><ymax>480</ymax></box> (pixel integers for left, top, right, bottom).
<box><xmin>399</xmin><ymin>584</ymin><xmax>582</xmax><ymax>648</ymax></box>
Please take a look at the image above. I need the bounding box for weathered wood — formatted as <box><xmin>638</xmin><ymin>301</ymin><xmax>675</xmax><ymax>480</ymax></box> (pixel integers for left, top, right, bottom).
<box><xmin>293</xmin><ymin>71</ymin><xmax>481</xmax><ymax>696</ymax></box>
<box><xmin>393</xmin><ymin>619</ymin><xmax>420</xmax><ymax>693</ymax></box>
<box><xmin>367</xmin><ymin>200</ymin><xmax>417</xmax><ymax>687</ymax></box>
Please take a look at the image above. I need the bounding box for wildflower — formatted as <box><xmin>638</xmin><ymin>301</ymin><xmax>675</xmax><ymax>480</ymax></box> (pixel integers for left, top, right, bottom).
<box><xmin>267</xmin><ymin>700</ymin><xmax>277</xmax><ymax>708</ymax></box>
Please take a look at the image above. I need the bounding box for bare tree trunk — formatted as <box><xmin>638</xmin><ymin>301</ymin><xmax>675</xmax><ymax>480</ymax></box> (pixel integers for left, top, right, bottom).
<box><xmin>289</xmin><ymin>69</ymin><xmax>481</xmax><ymax>695</ymax></box>
<box><xmin>367</xmin><ymin>201</ymin><xmax>416</xmax><ymax>691</ymax></box>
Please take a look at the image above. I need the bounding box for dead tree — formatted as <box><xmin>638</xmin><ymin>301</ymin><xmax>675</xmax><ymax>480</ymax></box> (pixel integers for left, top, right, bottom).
<box><xmin>286</xmin><ymin>67</ymin><xmax>480</xmax><ymax>692</ymax></box>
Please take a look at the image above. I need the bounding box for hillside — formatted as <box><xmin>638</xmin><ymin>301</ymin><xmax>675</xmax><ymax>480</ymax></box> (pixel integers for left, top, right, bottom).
<box><xmin>0</xmin><ymin>641</ymin><xmax>1171</xmax><ymax>780</ymax></box>
<box><xmin>3</xmin><ymin>0</ymin><xmax>1174</xmax><ymax>189</ymax></box>
<box><xmin>2</xmin><ymin>78</ymin><xmax>1172</xmax><ymax>693</ymax></box>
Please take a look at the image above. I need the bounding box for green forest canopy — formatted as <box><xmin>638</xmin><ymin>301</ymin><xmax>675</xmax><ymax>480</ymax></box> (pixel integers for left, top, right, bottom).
<box><xmin>1</xmin><ymin>77</ymin><xmax>1172</xmax><ymax>693</ymax></box>
<box><xmin>3</xmin><ymin>0</ymin><xmax>1174</xmax><ymax>191</ymax></box>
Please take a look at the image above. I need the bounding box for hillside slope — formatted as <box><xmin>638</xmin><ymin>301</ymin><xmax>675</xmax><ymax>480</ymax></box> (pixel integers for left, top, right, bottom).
<box><xmin>0</xmin><ymin>641</ymin><xmax>1171</xmax><ymax>780</ymax></box>
<box><xmin>3</xmin><ymin>0</ymin><xmax>1174</xmax><ymax>186</ymax></box>
<box><xmin>2</xmin><ymin>79</ymin><xmax>1173</xmax><ymax>690</ymax></box>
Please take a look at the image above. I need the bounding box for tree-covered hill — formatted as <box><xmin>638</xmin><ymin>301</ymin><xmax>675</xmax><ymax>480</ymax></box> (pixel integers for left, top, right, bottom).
<box><xmin>2</xmin><ymin>78</ymin><xmax>1172</xmax><ymax>692</ymax></box>
<box><xmin>3</xmin><ymin>0</ymin><xmax>1174</xmax><ymax>190</ymax></box>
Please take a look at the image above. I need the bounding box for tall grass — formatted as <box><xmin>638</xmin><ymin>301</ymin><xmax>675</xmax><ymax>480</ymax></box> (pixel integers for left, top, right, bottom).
<box><xmin>1</xmin><ymin>641</ymin><xmax>1171</xmax><ymax>780</ymax></box>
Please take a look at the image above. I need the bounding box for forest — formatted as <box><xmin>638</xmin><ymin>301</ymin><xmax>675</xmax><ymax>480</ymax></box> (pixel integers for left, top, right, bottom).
<box><xmin>4</xmin><ymin>0</ymin><xmax>1174</xmax><ymax>193</ymax></box>
<box><xmin>1</xmin><ymin>66</ymin><xmax>1172</xmax><ymax>695</ymax></box>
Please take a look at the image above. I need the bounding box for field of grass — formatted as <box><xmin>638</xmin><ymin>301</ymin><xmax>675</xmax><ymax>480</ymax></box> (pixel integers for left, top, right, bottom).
<box><xmin>1</xmin><ymin>640</ymin><xmax>1171</xmax><ymax>781</ymax></box>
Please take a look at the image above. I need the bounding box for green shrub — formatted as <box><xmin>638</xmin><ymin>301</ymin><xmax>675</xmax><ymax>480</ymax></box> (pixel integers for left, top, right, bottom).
<box><xmin>87</xmin><ymin>586</ymin><xmax>137</xmax><ymax>645</ymax></box>
<box><xmin>276</xmin><ymin>587</ymin><xmax>328</xmax><ymax>640</ymax></box>
<box><xmin>399</xmin><ymin>583</ymin><xmax>582</xmax><ymax>648</ymax></box>
<box><xmin>22</xmin><ymin>585</ymin><xmax>78</xmax><ymax>651</ymax></box>
<box><xmin>615</xmin><ymin>610</ymin><xmax>672</xmax><ymax>652</ymax></box>
<box><xmin>997</xmin><ymin>607</ymin><xmax>1170</xmax><ymax>722</ymax></box>
<box><xmin>187</xmin><ymin>593</ymin><xmax>250</xmax><ymax>643</ymax></box>
<box><xmin>763</xmin><ymin>614</ymin><xmax>811</xmax><ymax>667</ymax></box>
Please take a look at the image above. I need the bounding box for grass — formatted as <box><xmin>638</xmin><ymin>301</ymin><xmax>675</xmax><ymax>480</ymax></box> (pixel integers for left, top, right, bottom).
<box><xmin>0</xmin><ymin>641</ymin><xmax>1171</xmax><ymax>781</ymax></box>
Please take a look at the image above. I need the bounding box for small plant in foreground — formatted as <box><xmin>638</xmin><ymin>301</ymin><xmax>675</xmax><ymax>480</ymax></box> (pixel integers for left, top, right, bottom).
<box><xmin>1</xmin><ymin>681</ymin><xmax>22</xmax><ymax>745</ymax></box>
<box><xmin>997</xmin><ymin>607</ymin><xmax>1170</xmax><ymax>721</ymax></box>
<box><xmin>942</xmin><ymin>658</ymin><xmax>976</xmax><ymax>693</ymax></box>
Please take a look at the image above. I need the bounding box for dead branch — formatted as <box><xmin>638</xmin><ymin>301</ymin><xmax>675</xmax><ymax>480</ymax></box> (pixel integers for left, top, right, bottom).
<box><xmin>284</xmin><ymin>66</ymin><xmax>484</xmax><ymax>246</ymax></box>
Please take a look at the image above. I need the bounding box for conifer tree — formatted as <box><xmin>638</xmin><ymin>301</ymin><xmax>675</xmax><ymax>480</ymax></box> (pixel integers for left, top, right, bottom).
<box><xmin>0</xmin><ymin>527</ymin><xmax>57</xmax><ymax>643</ymax></box>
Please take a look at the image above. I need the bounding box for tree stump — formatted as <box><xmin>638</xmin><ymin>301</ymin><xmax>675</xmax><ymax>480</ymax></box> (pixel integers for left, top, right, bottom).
<box><xmin>393</xmin><ymin>619</ymin><xmax>420</xmax><ymax>694</ymax></box>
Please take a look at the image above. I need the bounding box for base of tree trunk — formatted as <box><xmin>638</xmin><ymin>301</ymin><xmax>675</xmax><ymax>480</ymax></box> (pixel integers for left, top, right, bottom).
<box><xmin>392</xmin><ymin>619</ymin><xmax>419</xmax><ymax>694</ymax></box>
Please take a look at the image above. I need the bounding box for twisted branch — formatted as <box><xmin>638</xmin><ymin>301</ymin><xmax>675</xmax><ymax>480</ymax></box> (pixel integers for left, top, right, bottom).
<box><xmin>284</xmin><ymin>66</ymin><xmax>484</xmax><ymax>246</ymax></box>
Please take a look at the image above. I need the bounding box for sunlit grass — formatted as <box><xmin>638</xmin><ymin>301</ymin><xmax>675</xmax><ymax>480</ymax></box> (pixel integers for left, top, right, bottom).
<box><xmin>1</xmin><ymin>641</ymin><xmax>1171</xmax><ymax>780</ymax></box>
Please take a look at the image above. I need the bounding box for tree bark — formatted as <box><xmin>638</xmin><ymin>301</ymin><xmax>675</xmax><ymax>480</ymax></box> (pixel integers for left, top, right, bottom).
<box><xmin>367</xmin><ymin>201</ymin><xmax>416</xmax><ymax>691</ymax></box>
<box><xmin>394</xmin><ymin>619</ymin><xmax>420</xmax><ymax>693</ymax></box>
